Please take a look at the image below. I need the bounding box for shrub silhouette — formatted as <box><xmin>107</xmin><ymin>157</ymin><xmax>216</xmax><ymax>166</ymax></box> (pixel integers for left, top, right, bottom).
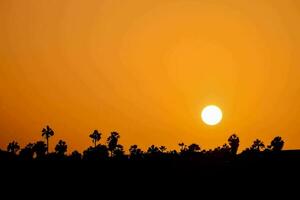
<box><xmin>69</xmin><ymin>150</ymin><xmax>82</xmax><ymax>161</ymax></box>
<box><xmin>129</xmin><ymin>145</ymin><xmax>143</xmax><ymax>160</ymax></box>
<box><xmin>19</xmin><ymin>143</ymin><xmax>34</xmax><ymax>160</ymax></box>
<box><xmin>83</xmin><ymin>144</ymin><xmax>109</xmax><ymax>160</ymax></box>
<box><xmin>188</xmin><ymin>143</ymin><xmax>201</xmax><ymax>153</ymax></box>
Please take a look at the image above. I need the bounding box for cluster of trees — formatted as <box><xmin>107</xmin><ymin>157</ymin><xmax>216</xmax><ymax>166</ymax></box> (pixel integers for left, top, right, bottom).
<box><xmin>0</xmin><ymin>125</ymin><xmax>285</xmax><ymax>161</ymax></box>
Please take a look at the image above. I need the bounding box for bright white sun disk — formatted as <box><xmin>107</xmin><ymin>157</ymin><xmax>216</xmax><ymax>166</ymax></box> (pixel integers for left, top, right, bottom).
<box><xmin>201</xmin><ymin>105</ymin><xmax>222</xmax><ymax>126</ymax></box>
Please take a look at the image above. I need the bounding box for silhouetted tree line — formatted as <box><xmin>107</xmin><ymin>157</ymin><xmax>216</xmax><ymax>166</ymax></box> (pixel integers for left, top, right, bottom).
<box><xmin>0</xmin><ymin>125</ymin><xmax>285</xmax><ymax>161</ymax></box>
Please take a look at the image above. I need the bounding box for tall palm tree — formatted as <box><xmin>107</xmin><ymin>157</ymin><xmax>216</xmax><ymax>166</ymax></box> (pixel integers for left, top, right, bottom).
<box><xmin>7</xmin><ymin>141</ymin><xmax>20</xmax><ymax>154</ymax></box>
<box><xmin>42</xmin><ymin>126</ymin><xmax>54</xmax><ymax>154</ymax></box>
<box><xmin>89</xmin><ymin>130</ymin><xmax>101</xmax><ymax>147</ymax></box>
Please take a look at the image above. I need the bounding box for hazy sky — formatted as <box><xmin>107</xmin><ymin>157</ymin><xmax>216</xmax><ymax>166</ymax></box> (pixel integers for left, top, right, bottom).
<box><xmin>1</xmin><ymin>0</ymin><xmax>300</xmax><ymax>152</ymax></box>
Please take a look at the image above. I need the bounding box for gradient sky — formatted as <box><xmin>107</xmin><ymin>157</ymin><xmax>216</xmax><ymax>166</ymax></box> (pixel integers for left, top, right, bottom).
<box><xmin>1</xmin><ymin>0</ymin><xmax>300</xmax><ymax>152</ymax></box>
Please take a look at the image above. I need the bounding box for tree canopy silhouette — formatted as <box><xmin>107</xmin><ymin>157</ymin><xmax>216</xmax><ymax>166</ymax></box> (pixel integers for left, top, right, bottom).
<box><xmin>0</xmin><ymin>125</ymin><xmax>292</xmax><ymax>164</ymax></box>
<box><xmin>269</xmin><ymin>136</ymin><xmax>284</xmax><ymax>152</ymax></box>
<box><xmin>188</xmin><ymin>143</ymin><xmax>201</xmax><ymax>153</ymax></box>
<box><xmin>107</xmin><ymin>131</ymin><xmax>120</xmax><ymax>157</ymax></box>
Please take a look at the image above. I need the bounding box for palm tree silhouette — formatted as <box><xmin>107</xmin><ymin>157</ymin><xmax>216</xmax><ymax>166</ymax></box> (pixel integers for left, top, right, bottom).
<box><xmin>42</xmin><ymin>126</ymin><xmax>54</xmax><ymax>154</ymax></box>
<box><xmin>89</xmin><ymin>130</ymin><xmax>101</xmax><ymax>147</ymax></box>
<box><xmin>55</xmin><ymin>140</ymin><xmax>68</xmax><ymax>156</ymax></box>
<box><xmin>7</xmin><ymin>141</ymin><xmax>20</xmax><ymax>154</ymax></box>
<box><xmin>107</xmin><ymin>131</ymin><xmax>120</xmax><ymax>157</ymax></box>
<box><xmin>228</xmin><ymin>134</ymin><xmax>240</xmax><ymax>155</ymax></box>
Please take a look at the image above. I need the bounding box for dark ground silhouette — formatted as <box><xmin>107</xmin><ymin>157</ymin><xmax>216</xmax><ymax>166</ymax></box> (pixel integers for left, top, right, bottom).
<box><xmin>1</xmin><ymin>126</ymin><xmax>299</xmax><ymax>193</ymax></box>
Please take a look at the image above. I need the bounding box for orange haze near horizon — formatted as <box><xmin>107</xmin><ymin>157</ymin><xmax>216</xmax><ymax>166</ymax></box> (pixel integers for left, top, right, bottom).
<box><xmin>1</xmin><ymin>0</ymin><xmax>300</xmax><ymax>153</ymax></box>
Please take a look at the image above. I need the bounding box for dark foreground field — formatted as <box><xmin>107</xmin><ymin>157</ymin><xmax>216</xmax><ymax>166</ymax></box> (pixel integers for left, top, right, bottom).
<box><xmin>2</xmin><ymin>150</ymin><xmax>300</xmax><ymax>193</ymax></box>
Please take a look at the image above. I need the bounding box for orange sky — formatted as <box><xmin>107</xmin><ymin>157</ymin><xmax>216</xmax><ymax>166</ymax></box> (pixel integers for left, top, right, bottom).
<box><xmin>1</xmin><ymin>0</ymin><xmax>300</xmax><ymax>153</ymax></box>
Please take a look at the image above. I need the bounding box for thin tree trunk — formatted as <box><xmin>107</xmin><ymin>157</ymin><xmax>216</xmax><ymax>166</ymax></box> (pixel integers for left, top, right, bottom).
<box><xmin>47</xmin><ymin>138</ymin><xmax>49</xmax><ymax>154</ymax></box>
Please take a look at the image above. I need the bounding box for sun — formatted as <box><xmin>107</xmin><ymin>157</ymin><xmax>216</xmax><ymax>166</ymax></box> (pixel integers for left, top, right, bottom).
<box><xmin>201</xmin><ymin>105</ymin><xmax>222</xmax><ymax>126</ymax></box>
